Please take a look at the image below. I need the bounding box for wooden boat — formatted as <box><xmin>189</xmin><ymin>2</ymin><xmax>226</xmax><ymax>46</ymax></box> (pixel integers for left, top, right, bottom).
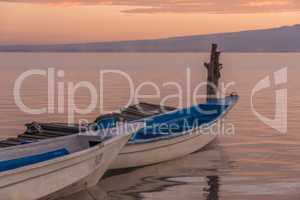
<box><xmin>109</xmin><ymin>94</ymin><xmax>238</xmax><ymax>169</ymax></box>
<box><xmin>3</xmin><ymin>94</ymin><xmax>238</xmax><ymax>170</ymax></box>
<box><xmin>0</xmin><ymin>122</ymin><xmax>143</xmax><ymax>200</ymax></box>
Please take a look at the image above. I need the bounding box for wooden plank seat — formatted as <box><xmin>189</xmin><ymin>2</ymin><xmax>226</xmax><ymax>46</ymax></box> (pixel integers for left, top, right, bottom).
<box><xmin>39</xmin><ymin>123</ymin><xmax>80</xmax><ymax>133</ymax></box>
<box><xmin>0</xmin><ymin>102</ymin><xmax>177</xmax><ymax>149</ymax></box>
<box><xmin>0</xmin><ymin>143</ymin><xmax>12</xmax><ymax>148</ymax></box>
<box><xmin>18</xmin><ymin>133</ymin><xmax>50</xmax><ymax>140</ymax></box>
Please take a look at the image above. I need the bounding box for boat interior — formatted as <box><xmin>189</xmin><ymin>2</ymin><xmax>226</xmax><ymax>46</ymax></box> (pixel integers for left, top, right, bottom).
<box><xmin>131</xmin><ymin>102</ymin><xmax>230</xmax><ymax>141</ymax></box>
<box><xmin>0</xmin><ymin>102</ymin><xmax>176</xmax><ymax>148</ymax></box>
<box><xmin>0</xmin><ymin>134</ymin><xmax>104</xmax><ymax>173</ymax></box>
<box><xmin>0</xmin><ymin>96</ymin><xmax>237</xmax><ymax>148</ymax></box>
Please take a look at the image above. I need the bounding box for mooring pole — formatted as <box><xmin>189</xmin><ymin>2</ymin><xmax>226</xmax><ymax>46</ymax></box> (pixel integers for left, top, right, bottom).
<box><xmin>204</xmin><ymin>44</ymin><xmax>222</xmax><ymax>101</ymax></box>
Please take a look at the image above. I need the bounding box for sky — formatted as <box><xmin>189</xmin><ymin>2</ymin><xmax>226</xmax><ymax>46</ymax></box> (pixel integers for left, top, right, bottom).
<box><xmin>0</xmin><ymin>0</ymin><xmax>300</xmax><ymax>44</ymax></box>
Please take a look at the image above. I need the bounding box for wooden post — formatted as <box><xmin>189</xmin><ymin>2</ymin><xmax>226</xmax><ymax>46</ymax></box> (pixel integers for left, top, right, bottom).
<box><xmin>204</xmin><ymin>44</ymin><xmax>222</xmax><ymax>101</ymax></box>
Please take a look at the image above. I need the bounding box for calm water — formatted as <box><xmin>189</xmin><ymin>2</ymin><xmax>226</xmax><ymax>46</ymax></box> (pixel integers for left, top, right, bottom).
<box><xmin>0</xmin><ymin>53</ymin><xmax>299</xmax><ymax>200</ymax></box>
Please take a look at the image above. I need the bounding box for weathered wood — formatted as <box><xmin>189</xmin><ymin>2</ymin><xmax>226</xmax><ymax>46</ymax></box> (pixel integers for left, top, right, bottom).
<box><xmin>204</xmin><ymin>44</ymin><xmax>222</xmax><ymax>100</ymax></box>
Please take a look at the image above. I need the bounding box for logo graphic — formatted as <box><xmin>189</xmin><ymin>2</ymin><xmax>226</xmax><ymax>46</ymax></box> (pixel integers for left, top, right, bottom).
<box><xmin>251</xmin><ymin>68</ymin><xmax>287</xmax><ymax>134</ymax></box>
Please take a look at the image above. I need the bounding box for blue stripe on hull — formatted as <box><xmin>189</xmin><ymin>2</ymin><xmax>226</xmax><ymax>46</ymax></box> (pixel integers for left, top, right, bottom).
<box><xmin>0</xmin><ymin>148</ymin><xmax>69</xmax><ymax>172</ymax></box>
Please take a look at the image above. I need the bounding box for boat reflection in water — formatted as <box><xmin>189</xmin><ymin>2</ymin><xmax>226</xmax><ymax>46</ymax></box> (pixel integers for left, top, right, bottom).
<box><xmin>60</xmin><ymin>143</ymin><xmax>223</xmax><ymax>200</ymax></box>
<box><xmin>205</xmin><ymin>176</ymin><xmax>219</xmax><ymax>200</ymax></box>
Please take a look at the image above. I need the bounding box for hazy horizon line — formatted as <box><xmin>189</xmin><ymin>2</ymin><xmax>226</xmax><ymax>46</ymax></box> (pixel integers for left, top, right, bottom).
<box><xmin>2</xmin><ymin>23</ymin><xmax>299</xmax><ymax>46</ymax></box>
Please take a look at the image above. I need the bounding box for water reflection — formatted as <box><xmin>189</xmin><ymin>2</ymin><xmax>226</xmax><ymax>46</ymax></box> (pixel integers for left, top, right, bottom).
<box><xmin>60</xmin><ymin>144</ymin><xmax>222</xmax><ymax>200</ymax></box>
<box><xmin>61</xmin><ymin>175</ymin><xmax>221</xmax><ymax>200</ymax></box>
<box><xmin>205</xmin><ymin>176</ymin><xmax>219</xmax><ymax>200</ymax></box>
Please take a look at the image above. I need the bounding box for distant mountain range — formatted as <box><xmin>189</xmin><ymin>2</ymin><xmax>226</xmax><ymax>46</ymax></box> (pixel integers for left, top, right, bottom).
<box><xmin>1</xmin><ymin>24</ymin><xmax>300</xmax><ymax>52</ymax></box>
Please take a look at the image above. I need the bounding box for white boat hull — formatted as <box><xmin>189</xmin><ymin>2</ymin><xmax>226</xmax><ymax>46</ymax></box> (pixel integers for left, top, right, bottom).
<box><xmin>109</xmin><ymin>129</ymin><xmax>216</xmax><ymax>170</ymax></box>
<box><xmin>109</xmin><ymin>95</ymin><xmax>238</xmax><ymax>170</ymax></box>
<box><xmin>0</xmin><ymin>134</ymin><xmax>131</xmax><ymax>200</ymax></box>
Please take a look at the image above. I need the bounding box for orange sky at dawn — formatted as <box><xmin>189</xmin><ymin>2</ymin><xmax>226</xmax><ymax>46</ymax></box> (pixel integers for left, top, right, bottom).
<box><xmin>0</xmin><ymin>1</ymin><xmax>300</xmax><ymax>44</ymax></box>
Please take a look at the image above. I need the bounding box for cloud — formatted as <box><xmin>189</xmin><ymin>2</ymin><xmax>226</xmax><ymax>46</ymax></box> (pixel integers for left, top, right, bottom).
<box><xmin>1</xmin><ymin>0</ymin><xmax>300</xmax><ymax>13</ymax></box>
<box><xmin>0</xmin><ymin>0</ymin><xmax>111</xmax><ymax>6</ymax></box>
